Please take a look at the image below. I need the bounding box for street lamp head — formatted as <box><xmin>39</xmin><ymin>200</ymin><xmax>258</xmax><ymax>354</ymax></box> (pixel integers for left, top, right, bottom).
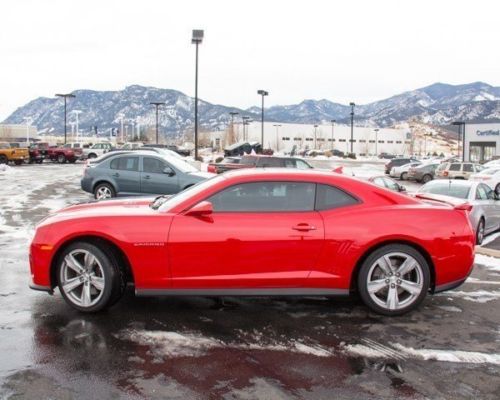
<box><xmin>229</xmin><ymin>111</ymin><xmax>239</xmax><ymax>116</ymax></box>
<box><xmin>331</xmin><ymin>119</ymin><xmax>336</xmax><ymax>123</ymax></box>
<box><xmin>374</xmin><ymin>128</ymin><xmax>379</xmax><ymax>132</ymax></box>
<box><xmin>55</xmin><ymin>93</ymin><xmax>75</xmax><ymax>99</ymax></box>
<box><xmin>257</xmin><ymin>90</ymin><xmax>269</xmax><ymax>96</ymax></box>
<box><xmin>349</xmin><ymin>102</ymin><xmax>355</xmax><ymax>107</ymax></box>
<box><xmin>314</xmin><ymin>124</ymin><xmax>318</xmax><ymax>128</ymax></box>
<box><xmin>150</xmin><ymin>102</ymin><xmax>166</xmax><ymax>106</ymax></box>
<box><xmin>242</xmin><ymin>116</ymin><xmax>250</xmax><ymax>120</ymax></box>
<box><xmin>191</xmin><ymin>29</ymin><xmax>204</xmax><ymax>44</ymax></box>
<box><xmin>452</xmin><ymin>121</ymin><xmax>465</xmax><ymax>126</ymax></box>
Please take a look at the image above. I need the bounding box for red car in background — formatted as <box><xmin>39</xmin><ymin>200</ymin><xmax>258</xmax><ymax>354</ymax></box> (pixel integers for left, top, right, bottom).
<box><xmin>29</xmin><ymin>169</ymin><xmax>475</xmax><ymax>316</ymax></box>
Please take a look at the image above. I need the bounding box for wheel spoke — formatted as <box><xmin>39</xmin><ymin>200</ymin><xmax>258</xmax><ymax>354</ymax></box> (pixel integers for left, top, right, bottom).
<box><xmin>396</xmin><ymin>257</ymin><xmax>416</xmax><ymax>276</ymax></box>
<box><xmin>84</xmin><ymin>253</ymin><xmax>97</xmax><ymax>270</ymax></box>
<box><xmin>378</xmin><ymin>256</ymin><xmax>393</xmax><ymax>275</ymax></box>
<box><xmin>65</xmin><ymin>254</ymin><xmax>84</xmax><ymax>274</ymax></box>
<box><xmin>386</xmin><ymin>286</ymin><xmax>399</xmax><ymax>310</ymax></box>
<box><xmin>367</xmin><ymin>279</ymin><xmax>388</xmax><ymax>294</ymax></box>
<box><xmin>90</xmin><ymin>276</ymin><xmax>104</xmax><ymax>291</ymax></box>
<box><xmin>81</xmin><ymin>283</ymin><xmax>92</xmax><ymax>306</ymax></box>
<box><xmin>399</xmin><ymin>279</ymin><xmax>422</xmax><ymax>296</ymax></box>
<box><xmin>63</xmin><ymin>277</ymin><xmax>83</xmax><ymax>293</ymax></box>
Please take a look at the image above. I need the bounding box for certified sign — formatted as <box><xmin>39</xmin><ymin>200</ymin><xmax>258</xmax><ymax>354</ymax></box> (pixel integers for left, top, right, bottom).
<box><xmin>477</xmin><ymin>130</ymin><xmax>500</xmax><ymax>136</ymax></box>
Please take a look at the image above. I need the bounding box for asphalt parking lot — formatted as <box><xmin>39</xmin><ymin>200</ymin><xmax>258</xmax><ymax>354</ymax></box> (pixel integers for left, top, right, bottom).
<box><xmin>1</xmin><ymin>162</ymin><xmax>499</xmax><ymax>399</ymax></box>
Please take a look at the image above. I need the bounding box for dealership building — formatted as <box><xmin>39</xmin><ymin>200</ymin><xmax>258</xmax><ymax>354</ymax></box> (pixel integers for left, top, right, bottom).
<box><xmin>210</xmin><ymin>121</ymin><xmax>411</xmax><ymax>155</ymax></box>
<box><xmin>463</xmin><ymin>123</ymin><xmax>500</xmax><ymax>163</ymax></box>
<box><xmin>0</xmin><ymin>124</ymin><xmax>38</xmax><ymax>142</ymax></box>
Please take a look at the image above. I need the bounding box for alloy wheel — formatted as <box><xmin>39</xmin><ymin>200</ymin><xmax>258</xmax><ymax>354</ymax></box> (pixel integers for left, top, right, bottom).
<box><xmin>96</xmin><ymin>186</ymin><xmax>112</xmax><ymax>200</ymax></box>
<box><xmin>366</xmin><ymin>252</ymin><xmax>424</xmax><ymax>311</ymax></box>
<box><xmin>60</xmin><ymin>249</ymin><xmax>105</xmax><ymax>308</ymax></box>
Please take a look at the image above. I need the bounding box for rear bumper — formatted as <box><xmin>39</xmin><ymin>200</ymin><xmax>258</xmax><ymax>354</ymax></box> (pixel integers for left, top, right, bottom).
<box><xmin>29</xmin><ymin>283</ymin><xmax>53</xmax><ymax>294</ymax></box>
<box><xmin>80</xmin><ymin>177</ymin><xmax>93</xmax><ymax>193</ymax></box>
<box><xmin>434</xmin><ymin>277</ymin><xmax>467</xmax><ymax>293</ymax></box>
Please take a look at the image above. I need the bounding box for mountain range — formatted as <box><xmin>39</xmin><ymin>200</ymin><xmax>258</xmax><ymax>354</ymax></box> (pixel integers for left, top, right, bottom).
<box><xmin>3</xmin><ymin>82</ymin><xmax>500</xmax><ymax>137</ymax></box>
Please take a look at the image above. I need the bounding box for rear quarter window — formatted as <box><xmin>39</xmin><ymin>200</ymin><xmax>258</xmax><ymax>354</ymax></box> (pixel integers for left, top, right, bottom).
<box><xmin>315</xmin><ymin>184</ymin><xmax>359</xmax><ymax>210</ymax></box>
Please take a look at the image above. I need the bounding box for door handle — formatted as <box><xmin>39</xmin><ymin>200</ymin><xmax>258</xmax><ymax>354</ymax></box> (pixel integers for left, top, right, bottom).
<box><xmin>292</xmin><ymin>223</ymin><xmax>316</xmax><ymax>231</ymax></box>
<box><xmin>144</xmin><ymin>175</ymin><xmax>151</xmax><ymax>180</ymax></box>
<box><xmin>112</xmin><ymin>173</ymin><xmax>120</xmax><ymax>178</ymax></box>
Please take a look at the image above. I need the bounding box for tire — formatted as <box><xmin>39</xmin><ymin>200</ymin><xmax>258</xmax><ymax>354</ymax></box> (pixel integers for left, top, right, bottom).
<box><xmin>94</xmin><ymin>182</ymin><xmax>116</xmax><ymax>200</ymax></box>
<box><xmin>68</xmin><ymin>159</ymin><xmax>76</xmax><ymax>164</ymax></box>
<box><xmin>57</xmin><ymin>154</ymin><xmax>66</xmax><ymax>164</ymax></box>
<box><xmin>476</xmin><ymin>219</ymin><xmax>485</xmax><ymax>245</ymax></box>
<box><xmin>422</xmin><ymin>174</ymin><xmax>432</xmax><ymax>184</ymax></box>
<box><xmin>56</xmin><ymin>241</ymin><xmax>123</xmax><ymax>312</ymax></box>
<box><xmin>14</xmin><ymin>160</ymin><xmax>23</xmax><ymax>165</ymax></box>
<box><xmin>36</xmin><ymin>159</ymin><xmax>43</xmax><ymax>164</ymax></box>
<box><xmin>495</xmin><ymin>184</ymin><xmax>500</xmax><ymax>195</ymax></box>
<box><xmin>400</xmin><ymin>172</ymin><xmax>408</xmax><ymax>181</ymax></box>
<box><xmin>357</xmin><ymin>244</ymin><xmax>430</xmax><ymax>316</ymax></box>
<box><xmin>88</xmin><ymin>153</ymin><xmax>97</xmax><ymax>159</ymax></box>
<box><xmin>0</xmin><ymin>155</ymin><xmax>6</xmax><ymax>164</ymax></box>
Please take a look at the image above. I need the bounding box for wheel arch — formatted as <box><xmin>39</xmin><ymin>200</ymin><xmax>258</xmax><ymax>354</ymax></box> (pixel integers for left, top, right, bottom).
<box><xmin>50</xmin><ymin>234</ymin><xmax>135</xmax><ymax>289</ymax></box>
<box><xmin>349</xmin><ymin>239</ymin><xmax>436</xmax><ymax>293</ymax></box>
<box><xmin>92</xmin><ymin>180</ymin><xmax>116</xmax><ymax>194</ymax></box>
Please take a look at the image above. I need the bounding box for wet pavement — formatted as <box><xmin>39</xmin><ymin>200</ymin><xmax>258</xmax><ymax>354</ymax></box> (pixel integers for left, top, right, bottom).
<box><xmin>1</xmin><ymin>163</ymin><xmax>500</xmax><ymax>399</ymax></box>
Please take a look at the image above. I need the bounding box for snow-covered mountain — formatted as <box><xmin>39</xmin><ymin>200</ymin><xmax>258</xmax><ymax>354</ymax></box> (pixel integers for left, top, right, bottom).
<box><xmin>4</xmin><ymin>82</ymin><xmax>500</xmax><ymax>137</ymax></box>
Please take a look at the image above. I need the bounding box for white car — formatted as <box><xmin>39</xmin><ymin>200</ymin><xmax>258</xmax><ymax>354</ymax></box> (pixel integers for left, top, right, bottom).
<box><xmin>390</xmin><ymin>161</ymin><xmax>421</xmax><ymax>180</ymax></box>
<box><xmin>470</xmin><ymin>167</ymin><xmax>500</xmax><ymax>193</ymax></box>
<box><xmin>483</xmin><ymin>159</ymin><xmax>500</xmax><ymax>168</ymax></box>
<box><xmin>83</xmin><ymin>142</ymin><xmax>113</xmax><ymax>159</ymax></box>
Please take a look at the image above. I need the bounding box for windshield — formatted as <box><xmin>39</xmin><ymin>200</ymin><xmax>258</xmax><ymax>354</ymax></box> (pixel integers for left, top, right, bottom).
<box><xmin>165</xmin><ymin>155</ymin><xmax>198</xmax><ymax>173</ymax></box>
<box><xmin>418</xmin><ymin>182</ymin><xmax>471</xmax><ymax>199</ymax></box>
<box><xmin>158</xmin><ymin>175</ymin><xmax>224</xmax><ymax>211</ymax></box>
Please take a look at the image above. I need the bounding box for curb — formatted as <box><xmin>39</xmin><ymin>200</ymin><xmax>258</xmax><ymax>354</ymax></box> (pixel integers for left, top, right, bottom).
<box><xmin>475</xmin><ymin>246</ymin><xmax>500</xmax><ymax>258</ymax></box>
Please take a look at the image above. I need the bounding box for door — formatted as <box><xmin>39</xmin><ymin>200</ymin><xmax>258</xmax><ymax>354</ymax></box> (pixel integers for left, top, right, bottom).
<box><xmin>140</xmin><ymin>156</ymin><xmax>179</xmax><ymax>194</ymax></box>
<box><xmin>108</xmin><ymin>155</ymin><xmax>140</xmax><ymax>194</ymax></box>
<box><xmin>167</xmin><ymin>181</ymin><xmax>325</xmax><ymax>289</ymax></box>
<box><xmin>462</xmin><ymin>163</ymin><xmax>474</xmax><ymax>179</ymax></box>
<box><xmin>475</xmin><ymin>184</ymin><xmax>497</xmax><ymax>232</ymax></box>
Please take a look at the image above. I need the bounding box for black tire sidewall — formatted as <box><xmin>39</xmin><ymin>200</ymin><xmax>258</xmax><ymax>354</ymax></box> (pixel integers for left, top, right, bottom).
<box><xmin>357</xmin><ymin>244</ymin><xmax>430</xmax><ymax>316</ymax></box>
<box><xmin>401</xmin><ymin>172</ymin><xmax>407</xmax><ymax>180</ymax></box>
<box><xmin>476</xmin><ymin>220</ymin><xmax>485</xmax><ymax>245</ymax></box>
<box><xmin>57</xmin><ymin>242</ymin><xmax>118</xmax><ymax>312</ymax></box>
<box><xmin>57</xmin><ymin>155</ymin><xmax>66</xmax><ymax>163</ymax></box>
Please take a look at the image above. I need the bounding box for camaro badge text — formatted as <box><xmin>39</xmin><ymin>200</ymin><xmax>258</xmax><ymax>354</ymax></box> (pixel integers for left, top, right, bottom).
<box><xmin>133</xmin><ymin>242</ymin><xmax>165</xmax><ymax>247</ymax></box>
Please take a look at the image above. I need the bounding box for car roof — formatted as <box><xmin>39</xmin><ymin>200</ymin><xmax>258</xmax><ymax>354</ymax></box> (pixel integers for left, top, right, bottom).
<box><xmin>423</xmin><ymin>179</ymin><xmax>476</xmax><ymax>187</ymax></box>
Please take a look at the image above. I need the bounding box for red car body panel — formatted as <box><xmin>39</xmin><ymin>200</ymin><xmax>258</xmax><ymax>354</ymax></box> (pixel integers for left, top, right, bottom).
<box><xmin>29</xmin><ymin>169</ymin><xmax>475</xmax><ymax>295</ymax></box>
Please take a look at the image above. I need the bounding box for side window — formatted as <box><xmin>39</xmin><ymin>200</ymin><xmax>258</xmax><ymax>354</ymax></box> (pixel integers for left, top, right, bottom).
<box><xmin>449</xmin><ymin>163</ymin><xmax>461</xmax><ymax>171</ymax></box>
<box><xmin>208</xmin><ymin>182</ymin><xmax>316</xmax><ymax>212</ymax></box>
<box><xmin>476</xmin><ymin>185</ymin><xmax>488</xmax><ymax>200</ymax></box>
<box><xmin>463</xmin><ymin>164</ymin><xmax>473</xmax><ymax>172</ymax></box>
<box><xmin>257</xmin><ymin>158</ymin><xmax>282</xmax><ymax>168</ymax></box>
<box><xmin>383</xmin><ymin>178</ymin><xmax>399</xmax><ymax>191</ymax></box>
<box><xmin>315</xmin><ymin>184</ymin><xmax>359</xmax><ymax>211</ymax></box>
<box><xmin>143</xmin><ymin>157</ymin><xmax>166</xmax><ymax>174</ymax></box>
<box><xmin>371</xmin><ymin>177</ymin><xmax>385</xmax><ymax>187</ymax></box>
<box><xmin>110</xmin><ymin>156</ymin><xmax>139</xmax><ymax>171</ymax></box>
<box><xmin>283</xmin><ymin>159</ymin><xmax>295</xmax><ymax>168</ymax></box>
<box><xmin>295</xmin><ymin>159</ymin><xmax>311</xmax><ymax>170</ymax></box>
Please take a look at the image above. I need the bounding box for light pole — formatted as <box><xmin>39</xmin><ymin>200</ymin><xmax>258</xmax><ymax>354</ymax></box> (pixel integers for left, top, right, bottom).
<box><xmin>313</xmin><ymin>124</ymin><xmax>318</xmax><ymax>149</ymax></box>
<box><xmin>72</xmin><ymin>110</ymin><xmax>82</xmax><ymax>141</ymax></box>
<box><xmin>349</xmin><ymin>102</ymin><xmax>355</xmax><ymax>154</ymax></box>
<box><xmin>273</xmin><ymin>124</ymin><xmax>282</xmax><ymax>152</ymax></box>
<box><xmin>22</xmin><ymin>117</ymin><xmax>32</xmax><ymax>145</ymax></box>
<box><xmin>452</xmin><ymin>121</ymin><xmax>466</xmax><ymax>161</ymax></box>
<box><xmin>229</xmin><ymin>111</ymin><xmax>239</xmax><ymax>144</ymax></box>
<box><xmin>409</xmin><ymin>125</ymin><xmax>415</xmax><ymax>156</ymax></box>
<box><xmin>192</xmin><ymin>29</ymin><xmax>204</xmax><ymax>160</ymax></box>
<box><xmin>55</xmin><ymin>93</ymin><xmax>76</xmax><ymax>144</ymax></box>
<box><xmin>242</xmin><ymin>116</ymin><xmax>250</xmax><ymax>141</ymax></box>
<box><xmin>374</xmin><ymin>128</ymin><xmax>379</xmax><ymax>157</ymax></box>
<box><xmin>330</xmin><ymin>119</ymin><xmax>336</xmax><ymax>149</ymax></box>
<box><xmin>150</xmin><ymin>102</ymin><xmax>166</xmax><ymax>144</ymax></box>
<box><xmin>118</xmin><ymin>113</ymin><xmax>125</xmax><ymax>143</ymax></box>
<box><xmin>257</xmin><ymin>90</ymin><xmax>269</xmax><ymax>149</ymax></box>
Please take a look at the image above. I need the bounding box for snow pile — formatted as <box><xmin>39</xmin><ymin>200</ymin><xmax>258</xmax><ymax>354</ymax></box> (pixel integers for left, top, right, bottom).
<box><xmin>475</xmin><ymin>254</ymin><xmax>500</xmax><ymax>271</ymax></box>
<box><xmin>0</xmin><ymin>164</ymin><xmax>13</xmax><ymax>173</ymax></box>
<box><xmin>343</xmin><ymin>340</ymin><xmax>500</xmax><ymax>365</ymax></box>
<box><xmin>441</xmin><ymin>289</ymin><xmax>500</xmax><ymax>303</ymax></box>
<box><xmin>116</xmin><ymin>328</ymin><xmax>332</xmax><ymax>358</ymax></box>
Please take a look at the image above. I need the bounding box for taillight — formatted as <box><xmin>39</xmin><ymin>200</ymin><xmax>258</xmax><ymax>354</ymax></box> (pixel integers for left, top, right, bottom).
<box><xmin>207</xmin><ymin>165</ymin><xmax>216</xmax><ymax>173</ymax></box>
<box><xmin>443</xmin><ymin>171</ymin><xmax>448</xmax><ymax>176</ymax></box>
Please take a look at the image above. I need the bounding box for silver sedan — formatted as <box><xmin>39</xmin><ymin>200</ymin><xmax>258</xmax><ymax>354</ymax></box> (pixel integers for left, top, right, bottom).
<box><xmin>416</xmin><ymin>180</ymin><xmax>500</xmax><ymax>244</ymax></box>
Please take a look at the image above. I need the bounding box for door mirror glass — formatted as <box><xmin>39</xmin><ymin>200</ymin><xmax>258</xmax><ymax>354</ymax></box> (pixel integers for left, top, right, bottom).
<box><xmin>163</xmin><ymin>166</ymin><xmax>175</xmax><ymax>176</ymax></box>
<box><xmin>186</xmin><ymin>201</ymin><xmax>213</xmax><ymax>217</ymax></box>
<box><xmin>399</xmin><ymin>185</ymin><xmax>407</xmax><ymax>192</ymax></box>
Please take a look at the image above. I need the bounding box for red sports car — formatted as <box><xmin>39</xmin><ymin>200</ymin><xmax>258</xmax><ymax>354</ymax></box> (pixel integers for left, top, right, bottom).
<box><xmin>29</xmin><ymin>169</ymin><xmax>475</xmax><ymax>316</ymax></box>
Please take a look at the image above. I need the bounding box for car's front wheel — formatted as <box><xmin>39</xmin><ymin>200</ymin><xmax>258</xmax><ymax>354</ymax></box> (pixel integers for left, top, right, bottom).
<box><xmin>94</xmin><ymin>183</ymin><xmax>115</xmax><ymax>200</ymax></box>
<box><xmin>57</xmin><ymin>242</ymin><xmax>123</xmax><ymax>312</ymax></box>
<box><xmin>400</xmin><ymin>172</ymin><xmax>408</xmax><ymax>180</ymax></box>
<box><xmin>476</xmin><ymin>219</ymin><xmax>485</xmax><ymax>245</ymax></box>
<box><xmin>358</xmin><ymin>244</ymin><xmax>430</xmax><ymax>316</ymax></box>
<box><xmin>57</xmin><ymin>154</ymin><xmax>66</xmax><ymax>164</ymax></box>
<box><xmin>421</xmin><ymin>174</ymin><xmax>432</xmax><ymax>183</ymax></box>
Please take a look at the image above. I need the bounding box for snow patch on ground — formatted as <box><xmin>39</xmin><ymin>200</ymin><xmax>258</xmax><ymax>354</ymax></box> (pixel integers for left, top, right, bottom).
<box><xmin>474</xmin><ymin>254</ymin><xmax>500</xmax><ymax>271</ymax></box>
<box><xmin>116</xmin><ymin>329</ymin><xmax>332</xmax><ymax>358</ymax></box>
<box><xmin>480</xmin><ymin>232</ymin><xmax>500</xmax><ymax>246</ymax></box>
<box><xmin>436</xmin><ymin>305</ymin><xmax>462</xmax><ymax>313</ymax></box>
<box><xmin>343</xmin><ymin>340</ymin><xmax>500</xmax><ymax>365</ymax></box>
<box><xmin>0</xmin><ymin>164</ymin><xmax>13</xmax><ymax>173</ymax></box>
<box><xmin>439</xmin><ymin>289</ymin><xmax>500</xmax><ymax>303</ymax></box>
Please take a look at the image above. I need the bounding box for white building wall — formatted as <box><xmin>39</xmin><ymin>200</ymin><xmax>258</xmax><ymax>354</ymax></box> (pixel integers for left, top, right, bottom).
<box><xmin>463</xmin><ymin>123</ymin><xmax>500</xmax><ymax>162</ymax></box>
<box><xmin>230</xmin><ymin>122</ymin><xmax>410</xmax><ymax>155</ymax></box>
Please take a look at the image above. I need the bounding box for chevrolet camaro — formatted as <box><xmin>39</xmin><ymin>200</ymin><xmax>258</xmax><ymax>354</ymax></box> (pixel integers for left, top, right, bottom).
<box><xmin>29</xmin><ymin>169</ymin><xmax>475</xmax><ymax>316</ymax></box>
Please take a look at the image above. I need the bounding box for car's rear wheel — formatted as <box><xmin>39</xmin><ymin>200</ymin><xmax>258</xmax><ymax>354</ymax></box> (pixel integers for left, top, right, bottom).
<box><xmin>422</xmin><ymin>174</ymin><xmax>432</xmax><ymax>183</ymax></box>
<box><xmin>495</xmin><ymin>183</ymin><xmax>500</xmax><ymax>195</ymax></box>
<box><xmin>88</xmin><ymin>153</ymin><xmax>97</xmax><ymax>159</ymax></box>
<box><xmin>14</xmin><ymin>160</ymin><xmax>23</xmax><ymax>165</ymax></box>
<box><xmin>57</xmin><ymin>154</ymin><xmax>66</xmax><ymax>164</ymax></box>
<box><xmin>400</xmin><ymin>172</ymin><xmax>408</xmax><ymax>180</ymax></box>
<box><xmin>357</xmin><ymin>244</ymin><xmax>430</xmax><ymax>316</ymax></box>
<box><xmin>57</xmin><ymin>242</ymin><xmax>123</xmax><ymax>312</ymax></box>
<box><xmin>94</xmin><ymin>183</ymin><xmax>115</xmax><ymax>200</ymax></box>
<box><xmin>0</xmin><ymin>155</ymin><xmax>7</xmax><ymax>164</ymax></box>
<box><xmin>476</xmin><ymin>219</ymin><xmax>485</xmax><ymax>245</ymax></box>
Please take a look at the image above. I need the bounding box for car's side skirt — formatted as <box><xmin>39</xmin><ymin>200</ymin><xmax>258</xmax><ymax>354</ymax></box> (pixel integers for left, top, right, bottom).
<box><xmin>135</xmin><ymin>288</ymin><xmax>349</xmax><ymax>297</ymax></box>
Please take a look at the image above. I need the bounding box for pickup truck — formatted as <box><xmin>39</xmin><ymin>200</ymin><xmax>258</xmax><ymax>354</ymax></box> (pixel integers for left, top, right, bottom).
<box><xmin>0</xmin><ymin>142</ymin><xmax>29</xmax><ymax>165</ymax></box>
<box><xmin>10</xmin><ymin>142</ymin><xmax>44</xmax><ymax>163</ymax></box>
<box><xmin>47</xmin><ymin>146</ymin><xmax>83</xmax><ymax>163</ymax></box>
<box><xmin>207</xmin><ymin>155</ymin><xmax>314</xmax><ymax>174</ymax></box>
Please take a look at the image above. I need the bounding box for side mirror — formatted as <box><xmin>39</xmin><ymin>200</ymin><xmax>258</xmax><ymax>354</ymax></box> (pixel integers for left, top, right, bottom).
<box><xmin>163</xmin><ymin>166</ymin><xmax>175</xmax><ymax>176</ymax></box>
<box><xmin>399</xmin><ymin>185</ymin><xmax>407</xmax><ymax>192</ymax></box>
<box><xmin>186</xmin><ymin>201</ymin><xmax>213</xmax><ymax>217</ymax></box>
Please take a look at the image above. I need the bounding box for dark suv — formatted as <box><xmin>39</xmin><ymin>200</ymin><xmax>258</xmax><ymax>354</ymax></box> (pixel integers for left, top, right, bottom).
<box><xmin>385</xmin><ymin>157</ymin><xmax>417</xmax><ymax>174</ymax></box>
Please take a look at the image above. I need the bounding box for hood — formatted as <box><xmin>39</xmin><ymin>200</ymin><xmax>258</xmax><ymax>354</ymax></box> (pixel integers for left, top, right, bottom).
<box><xmin>61</xmin><ymin>197</ymin><xmax>156</xmax><ymax>213</ymax></box>
<box><xmin>188</xmin><ymin>171</ymin><xmax>216</xmax><ymax>179</ymax></box>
